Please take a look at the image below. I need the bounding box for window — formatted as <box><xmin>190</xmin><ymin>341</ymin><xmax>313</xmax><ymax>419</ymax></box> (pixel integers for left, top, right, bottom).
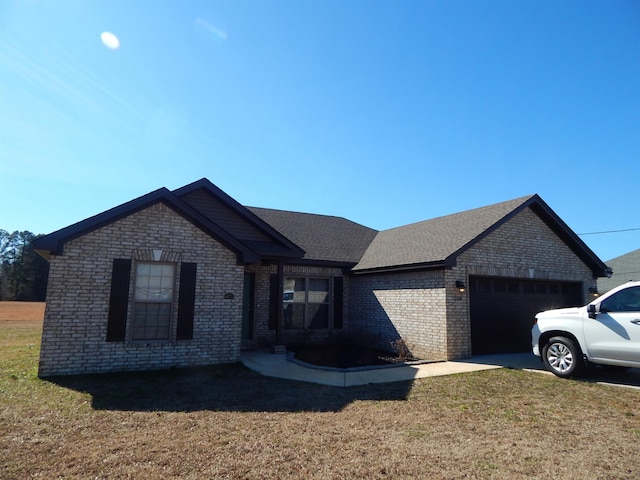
<box><xmin>132</xmin><ymin>263</ymin><xmax>175</xmax><ymax>340</ymax></box>
<box><xmin>107</xmin><ymin>260</ymin><xmax>197</xmax><ymax>343</ymax></box>
<box><xmin>283</xmin><ymin>277</ymin><xmax>330</xmax><ymax>330</ymax></box>
<box><xmin>601</xmin><ymin>286</ymin><xmax>640</xmax><ymax>313</ymax></box>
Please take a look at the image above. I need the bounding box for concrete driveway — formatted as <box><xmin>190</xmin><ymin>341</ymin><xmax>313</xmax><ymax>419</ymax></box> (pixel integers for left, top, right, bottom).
<box><xmin>467</xmin><ymin>353</ymin><xmax>640</xmax><ymax>391</ymax></box>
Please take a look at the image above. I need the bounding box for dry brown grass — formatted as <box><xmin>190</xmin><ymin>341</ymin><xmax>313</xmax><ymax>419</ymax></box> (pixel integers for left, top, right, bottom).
<box><xmin>0</xmin><ymin>301</ymin><xmax>45</xmax><ymax>321</ymax></box>
<box><xmin>1</xmin><ymin>302</ymin><xmax>640</xmax><ymax>479</ymax></box>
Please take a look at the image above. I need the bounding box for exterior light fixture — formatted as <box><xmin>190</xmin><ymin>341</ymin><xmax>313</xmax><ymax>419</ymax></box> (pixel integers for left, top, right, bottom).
<box><xmin>588</xmin><ymin>287</ymin><xmax>599</xmax><ymax>298</ymax></box>
<box><xmin>455</xmin><ymin>281</ymin><xmax>466</xmax><ymax>293</ymax></box>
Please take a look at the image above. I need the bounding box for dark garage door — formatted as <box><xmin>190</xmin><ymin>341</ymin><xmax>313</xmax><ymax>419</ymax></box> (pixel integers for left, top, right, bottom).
<box><xmin>469</xmin><ymin>277</ymin><xmax>583</xmax><ymax>355</ymax></box>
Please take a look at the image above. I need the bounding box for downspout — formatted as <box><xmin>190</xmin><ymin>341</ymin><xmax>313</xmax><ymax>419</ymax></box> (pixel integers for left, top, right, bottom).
<box><xmin>275</xmin><ymin>260</ymin><xmax>284</xmax><ymax>345</ymax></box>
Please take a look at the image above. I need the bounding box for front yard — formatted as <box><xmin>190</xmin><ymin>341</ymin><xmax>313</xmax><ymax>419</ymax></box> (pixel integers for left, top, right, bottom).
<box><xmin>1</xmin><ymin>302</ymin><xmax>640</xmax><ymax>479</ymax></box>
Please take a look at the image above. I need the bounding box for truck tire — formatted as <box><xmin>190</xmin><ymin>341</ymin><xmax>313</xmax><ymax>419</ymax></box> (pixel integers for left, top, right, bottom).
<box><xmin>542</xmin><ymin>336</ymin><xmax>584</xmax><ymax>378</ymax></box>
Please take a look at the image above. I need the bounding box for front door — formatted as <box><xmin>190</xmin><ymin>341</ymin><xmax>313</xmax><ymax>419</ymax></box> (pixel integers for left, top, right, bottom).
<box><xmin>241</xmin><ymin>273</ymin><xmax>255</xmax><ymax>340</ymax></box>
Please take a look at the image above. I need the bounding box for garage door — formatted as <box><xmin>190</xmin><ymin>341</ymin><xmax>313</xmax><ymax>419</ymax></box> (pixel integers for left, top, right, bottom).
<box><xmin>469</xmin><ymin>277</ymin><xmax>582</xmax><ymax>355</ymax></box>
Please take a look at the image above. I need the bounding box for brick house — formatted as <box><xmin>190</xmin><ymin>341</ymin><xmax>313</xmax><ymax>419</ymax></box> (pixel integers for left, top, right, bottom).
<box><xmin>33</xmin><ymin>178</ymin><xmax>610</xmax><ymax>376</ymax></box>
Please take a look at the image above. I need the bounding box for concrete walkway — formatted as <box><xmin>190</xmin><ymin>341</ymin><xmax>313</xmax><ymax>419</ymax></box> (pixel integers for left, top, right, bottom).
<box><xmin>240</xmin><ymin>349</ymin><xmax>544</xmax><ymax>387</ymax></box>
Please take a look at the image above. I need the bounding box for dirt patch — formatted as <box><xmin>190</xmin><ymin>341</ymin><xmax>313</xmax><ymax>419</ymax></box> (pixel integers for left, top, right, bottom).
<box><xmin>0</xmin><ymin>301</ymin><xmax>45</xmax><ymax>322</ymax></box>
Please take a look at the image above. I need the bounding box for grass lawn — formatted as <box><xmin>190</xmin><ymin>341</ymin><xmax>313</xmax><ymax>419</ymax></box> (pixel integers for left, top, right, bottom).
<box><xmin>1</xmin><ymin>302</ymin><xmax>640</xmax><ymax>479</ymax></box>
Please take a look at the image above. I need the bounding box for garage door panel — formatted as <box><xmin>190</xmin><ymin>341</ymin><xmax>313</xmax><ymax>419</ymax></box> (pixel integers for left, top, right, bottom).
<box><xmin>470</xmin><ymin>277</ymin><xmax>582</xmax><ymax>355</ymax></box>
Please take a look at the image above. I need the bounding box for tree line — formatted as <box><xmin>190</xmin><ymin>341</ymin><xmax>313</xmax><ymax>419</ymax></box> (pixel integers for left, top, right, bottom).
<box><xmin>0</xmin><ymin>230</ymin><xmax>49</xmax><ymax>301</ymax></box>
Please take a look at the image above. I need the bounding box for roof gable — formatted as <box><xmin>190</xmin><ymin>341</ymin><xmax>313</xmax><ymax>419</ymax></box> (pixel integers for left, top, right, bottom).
<box><xmin>32</xmin><ymin>188</ymin><xmax>261</xmax><ymax>264</ymax></box>
<box><xmin>173</xmin><ymin>179</ymin><xmax>305</xmax><ymax>260</ymax></box>
<box><xmin>354</xmin><ymin>194</ymin><xmax>610</xmax><ymax>277</ymax></box>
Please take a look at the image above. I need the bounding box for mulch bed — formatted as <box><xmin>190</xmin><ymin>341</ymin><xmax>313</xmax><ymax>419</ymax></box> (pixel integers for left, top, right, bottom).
<box><xmin>288</xmin><ymin>344</ymin><xmax>405</xmax><ymax>369</ymax></box>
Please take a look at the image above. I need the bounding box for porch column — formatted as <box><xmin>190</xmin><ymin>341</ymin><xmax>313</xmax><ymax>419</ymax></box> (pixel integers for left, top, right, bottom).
<box><xmin>275</xmin><ymin>260</ymin><xmax>284</xmax><ymax>345</ymax></box>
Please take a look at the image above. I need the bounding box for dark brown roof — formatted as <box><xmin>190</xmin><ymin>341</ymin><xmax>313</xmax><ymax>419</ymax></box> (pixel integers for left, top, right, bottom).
<box><xmin>248</xmin><ymin>207</ymin><xmax>378</xmax><ymax>266</ymax></box>
<box><xmin>32</xmin><ymin>178</ymin><xmax>610</xmax><ymax>277</ymax></box>
<box><xmin>353</xmin><ymin>194</ymin><xmax>610</xmax><ymax>277</ymax></box>
<box><xmin>31</xmin><ymin>188</ymin><xmax>262</xmax><ymax>264</ymax></box>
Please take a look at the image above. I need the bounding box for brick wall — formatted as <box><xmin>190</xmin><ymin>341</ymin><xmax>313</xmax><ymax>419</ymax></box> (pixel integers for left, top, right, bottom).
<box><xmin>39</xmin><ymin>202</ymin><xmax>244</xmax><ymax>376</ymax></box>
<box><xmin>349</xmin><ymin>270</ymin><xmax>448</xmax><ymax>360</ymax></box>
<box><xmin>349</xmin><ymin>207</ymin><xmax>598</xmax><ymax>361</ymax></box>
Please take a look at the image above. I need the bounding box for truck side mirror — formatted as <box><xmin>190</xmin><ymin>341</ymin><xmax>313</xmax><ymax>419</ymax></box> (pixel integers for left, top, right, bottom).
<box><xmin>588</xmin><ymin>304</ymin><xmax>598</xmax><ymax>319</ymax></box>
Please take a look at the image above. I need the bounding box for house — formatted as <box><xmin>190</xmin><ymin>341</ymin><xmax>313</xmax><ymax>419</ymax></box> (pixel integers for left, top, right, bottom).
<box><xmin>598</xmin><ymin>248</ymin><xmax>640</xmax><ymax>293</ymax></box>
<box><xmin>33</xmin><ymin>178</ymin><xmax>610</xmax><ymax>376</ymax></box>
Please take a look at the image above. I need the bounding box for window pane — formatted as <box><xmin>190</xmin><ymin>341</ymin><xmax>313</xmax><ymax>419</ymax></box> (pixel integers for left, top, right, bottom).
<box><xmin>284</xmin><ymin>277</ymin><xmax>305</xmax><ymax>291</ymax></box>
<box><xmin>135</xmin><ymin>263</ymin><xmax>174</xmax><ymax>302</ymax></box>
<box><xmin>282</xmin><ymin>276</ymin><xmax>332</xmax><ymax>330</ymax></box>
<box><xmin>137</xmin><ymin>263</ymin><xmax>151</xmax><ymax>276</ymax></box>
<box><xmin>602</xmin><ymin>287</ymin><xmax>640</xmax><ymax>312</ymax></box>
<box><xmin>284</xmin><ymin>303</ymin><xmax>305</xmax><ymax>329</ymax></box>
<box><xmin>161</xmin><ymin>264</ymin><xmax>173</xmax><ymax>276</ymax></box>
<box><xmin>308</xmin><ymin>291</ymin><xmax>329</xmax><ymax>303</ymax></box>
<box><xmin>284</xmin><ymin>278</ymin><xmax>306</xmax><ymax>303</ymax></box>
<box><xmin>309</xmin><ymin>278</ymin><xmax>329</xmax><ymax>292</ymax></box>
<box><xmin>292</xmin><ymin>291</ymin><xmax>306</xmax><ymax>303</ymax></box>
<box><xmin>160</xmin><ymin>275</ymin><xmax>174</xmax><ymax>289</ymax></box>
<box><xmin>308</xmin><ymin>304</ymin><xmax>329</xmax><ymax>329</ymax></box>
<box><xmin>308</xmin><ymin>278</ymin><xmax>329</xmax><ymax>303</ymax></box>
<box><xmin>132</xmin><ymin>302</ymin><xmax>171</xmax><ymax>340</ymax></box>
<box><xmin>148</xmin><ymin>264</ymin><xmax>164</xmax><ymax>276</ymax></box>
<box><xmin>158</xmin><ymin>288</ymin><xmax>173</xmax><ymax>302</ymax></box>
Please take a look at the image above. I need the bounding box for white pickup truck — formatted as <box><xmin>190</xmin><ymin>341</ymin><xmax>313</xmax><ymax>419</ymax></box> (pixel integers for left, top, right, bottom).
<box><xmin>532</xmin><ymin>281</ymin><xmax>640</xmax><ymax>378</ymax></box>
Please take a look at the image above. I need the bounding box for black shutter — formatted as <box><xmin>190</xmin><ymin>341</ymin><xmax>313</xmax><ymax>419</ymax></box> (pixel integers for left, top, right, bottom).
<box><xmin>106</xmin><ymin>259</ymin><xmax>131</xmax><ymax>342</ymax></box>
<box><xmin>176</xmin><ymin>262</ymin><xmax>197</xmax><ymax>340</ymax></box>
<box><xmin>268</xmin><ymin>273</ymin><xmax>278</xmax><ymax>330</ymax></box>
<box><xmin>333</xmin><ymin>276</ymin><xmax>344</xmax><ymax>329</ymax></box>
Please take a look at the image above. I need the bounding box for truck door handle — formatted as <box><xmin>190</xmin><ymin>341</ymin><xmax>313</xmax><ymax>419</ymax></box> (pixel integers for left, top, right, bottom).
<box><xmin>631</xmin><ymin>320</ymin><xmax>640</xmax><ymax>325</ymax></box>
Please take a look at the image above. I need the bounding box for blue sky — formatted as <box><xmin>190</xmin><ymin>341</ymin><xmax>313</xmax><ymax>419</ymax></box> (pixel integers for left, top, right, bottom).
<box><xmin>1</xmin><ymin>0</ymin><xmax>638</xmax><ymax>262</ymax></box>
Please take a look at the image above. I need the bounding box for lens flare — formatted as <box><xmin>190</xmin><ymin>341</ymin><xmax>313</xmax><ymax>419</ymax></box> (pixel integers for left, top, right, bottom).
<box><xmin>101</xmin><ymin>32</ymin><xmax>120</xmax><ymax>50</ymax></box>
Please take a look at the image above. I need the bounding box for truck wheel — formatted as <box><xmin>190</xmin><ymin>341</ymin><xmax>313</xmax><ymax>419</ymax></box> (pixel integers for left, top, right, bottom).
<box><xmin>542</xmin><ymin>336</ymin><xmax>584</xmax><ymax>378</ymax></box>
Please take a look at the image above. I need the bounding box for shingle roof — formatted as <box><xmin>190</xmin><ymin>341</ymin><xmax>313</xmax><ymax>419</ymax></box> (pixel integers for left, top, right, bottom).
<box><xmin>598</xmin><ymin>248</ymin><xmax>640</xmax><ymax>292</ymax></box>
<box><xmin>31</xmin><ymin>188</ymin><xmax>262</xmax><ymax>264</ymax></box>
<box><xmin>248</xmin><ymin>207</ymin><xmax>378</xmax><ymax>265</ymax></box>
<box><xmin>32</xmin><ymin>177</ymin><xmax>610</xmax><ymax>277</ymax></box>
<box><xmin>354</xmin><ymin>195</ymin><xmax>544</xmax><ymax>273</ymax></box>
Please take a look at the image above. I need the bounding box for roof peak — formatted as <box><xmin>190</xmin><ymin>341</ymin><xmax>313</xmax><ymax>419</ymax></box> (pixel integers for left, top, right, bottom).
<box><xmin>380</xmin><ymin>194</ymin><xmax>538</xmax><ymax>233</ymax></box>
